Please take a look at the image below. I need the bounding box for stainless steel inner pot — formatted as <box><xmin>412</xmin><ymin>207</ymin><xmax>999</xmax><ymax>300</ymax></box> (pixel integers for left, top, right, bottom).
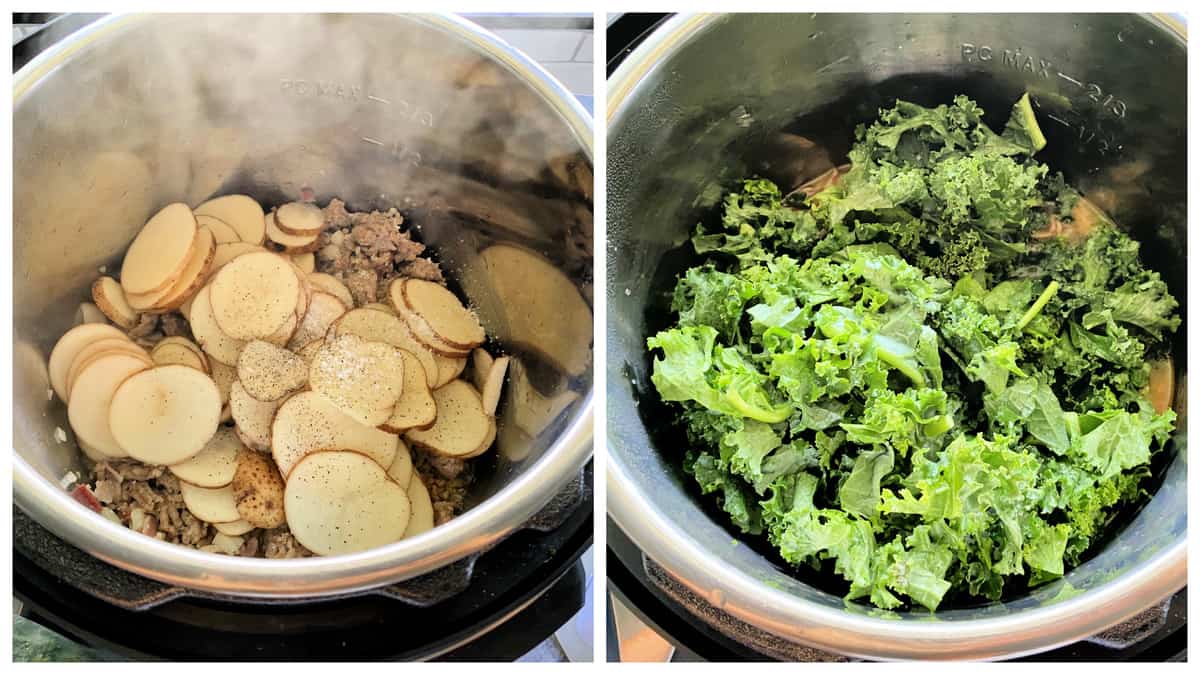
<box><xmin>607</xmin><ymin>13</ymin><xmax>1185</xmax><ymax>660</ymax></box>
<box><xmin>14</xmin><ymin>13</ymin><xmax>593</xmax><ymax>598</ymax></box>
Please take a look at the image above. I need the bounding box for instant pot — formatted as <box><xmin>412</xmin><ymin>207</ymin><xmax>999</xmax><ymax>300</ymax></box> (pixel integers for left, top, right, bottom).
<box><xmin>13</xmin><ymin>13</ymin><xmax>593</xmax><ymax>659</ymax></box>
<box><xmin>606</xmin><ymin>13</ymin><xmax>1186</xmax><ymax>661</ymax></box>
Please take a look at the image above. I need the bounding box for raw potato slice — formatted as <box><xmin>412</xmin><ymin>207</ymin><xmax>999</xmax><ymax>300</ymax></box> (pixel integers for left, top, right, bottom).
<box><xmin>404</xmin><ymin>474</ymin><xmax>434</xmax><ymax>538</ymax></box>
<box><xmin>389</xmin><ymin>283</ymin><xmax>470</xmax><ymax>357</ymax></box>
<box><xmin>308</xmin><ymin>273</ymin><xmax>355</xmax><ymax>308</ymax></box>
<box><xmin>92</xmin><ymin>276</ymin><xmax>139</xmax><ymax>328</ymax></box>
<box><xmin>284</xmin><ymin>450</ymin><xmax>410</xmax><ymax>556</ymax></box>
<box><xmin>154</xmin><ymin>336</ymin><xmax>209</xmax><ymax>370</ymax></box>
<box><xmin>288</xmin><ymin>292</ymin><xmax>347</xmax><ymax>351</ymax></box>
<box><xmin>197</xmin><ymin>214</ymin><xmax>240</xmax><ymax>244</ymax></box>
<box><xmin>508</xmin><ymin>359</ymin><xmax>580</xmax><ymax>437</ymax></box>
<box><xmin>76</xmin><ymin>302</ymin><xmax>109</xmax><ymax>325</ymax></box>
<box><xmin>126</xmin><ymin>277</ymin><xmax>177</xmax><ymax>311</ymax></box>
<box><xmin>237</xmin><ymin>340</ymin><xmax>308</xmax><ymax>402</ymax></box>
<box><xmin>109</xmin><ymin>365</ymin><xmax>222</xmax><ymax>465</ymax></box>
<box><xmin>67</xmin><ymin>354</ymin><xmax>150</xmax><ymax>458</ymax></box>
<box><xmin>265</xmin><ymin>211</ymin><xmax>321</xmax><ymax>252</ymax></box>
<box><xmin>195</xmin><ymin>194</ymin><xmax>265</xmax><ymax>245</ymax></box>
<box><xmin>210</xmin><ymin>251</ymin><xmax>300</xmax><ymax>340</ymax></box>
<box><xmin>189</xmin><ymin>284</ymin><xmax>247</xmax><ymax>365</ymax></box>
<box><xmin>295</xmin><ymin>339</ymin><xmax>323</xmax><ymax>365</ymax></box>
<box><xmin>65</xmin><ymin>338</ymin><xmax>147</xmax><ymax>398</ymax></box>
<box><xmin>309</xmin><ymin>333</ymin><xmax>406</xmax><ymax>426</ymax></box>
<box><xmin>232</xmin><ymin>448</ymin><xmax>287</xmax><ymax>528</ymax></box>
<box><xmin>471</xmin><ymin>348</ymin><xmax>494</xmax><ymax>389</ymax></box>
<box><xmin>210</xmin><ymin>359</ymin><xmax>236</xmax><ymax>406</ymax></box>
<box><xmin>212</xmin><ymin>242</ymin><xmax>265</xmax><ymax>272</ymax></box>
<box><xmin>271</xmin><ymin>391</ymin><xmax>399</xmax><ymax>478</ymax></box>
<box><xmin>362</xmin><ymin>302</ymin><xmax>394</xmax><ymax>314</ymax></box>
<box><xmin>229</xmin><ymin>381</ymin><xmax>281</xmax><ymax>451</ymax></box>
<box><xmin>213</xmin><ymin>519</ymin><xmax>255</xmax><ymax>536</ymax></box>
<box><xmin>153</xmin><ymin>226</ymin><xmax>216</xmax><ymax>311</ymax></box>
<box><xmin>380</xmin><ymin>351</ymin><xmax>437</xmax><ymax>433</ymax></box>
<box><xmin>386</xmin><ymin>440</ymin><xmax>414</xmax><ymax>487</ymax></box>
<box><xmin>432</xmin><ymin>354</ymin><xmax>467</xmax><ymax>389</ymax></box>
<box><xmin>49</xmin><ymin>323</ymin><xmax>130</xmax><ymax>401</ymax></box>
<box><xmin>179</xmin><ymin>481</ymin><xmax>240</xmax><ymax>524</ymax></box>
<box><xmin>405</xmin><ymin>381</ymin><xmax>491</xmax><ymax>457</ymax></box>
<box><xmin>480</xmin><ymin>356</ymin><xmax>510</xmax><ymax>415</ymax></box>
<box><xmin>292</xmin><ymin>252</ymin><xmax>315</xmax><ymax>274</ymax></box>
<box><xmin>400</xmin><ymin>278</ymin><xmax>485</xmax><ymax>349</ymax></box>
<box><xmin>120</xmin><ymin>203</ymin><xmax>198</xmax><ymax>295</ymax></box>
<box><xmin>169</xmin><ymin>426</ymin><xmax>241</xmax><ymax>487</ymax></box>
<box><xmin>463</xmin><ymin>416</ymin><xmax>498</xmax><ymax>459</ymax></box>
<box><xmin>152</xmin><ymin>342</ymin><xmax>208</xmax><ymax>373</ymax></box>
<box><xmin>275</xmin><ymin>201</ymin><xmax>325</xmax><ymax>236</ymax></box>
<box><xmin>262</xmin><ymin>312</ymin><xmax>299</xmax><ymax>347</ymax></box>
<box><xmin>333</xmin><ymin>308</ymin><xmax>438</xmax><ymax>383</ymax></box>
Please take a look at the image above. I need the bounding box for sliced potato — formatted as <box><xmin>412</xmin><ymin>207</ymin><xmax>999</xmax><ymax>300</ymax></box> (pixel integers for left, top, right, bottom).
<box><xmin>399</xmin><ymin>278</ymin><xmax>485</xmax><ymax>349</ymax></box>
<box><xmin>169</xmin><ymin>426</ymin><xmax>242</xmax><ymax>487</ymax></box>
<box><xmin>432</xmin><ymin>354</ymin><xmax>468</xmax><ymax>389</ymax></box>
<box><xmin>271</xmin><ymin>391</ymin><xmax>399</xmax><ymax>478</ymax></box>
<box><xmin>66</xmin><ymin>354</ymin><xmax>150</xmax><ymax>458</ymax></box>
<box><xmin>154</xmin><ymin>336</ymin><xmax>209</xmax><ymax>369</ymax></box>
<box><xmin>189</xmin><ymin>284</ymin><xmax>247</xmax><ymax>365</ymax></box>
<box><xmin>404</xmin><ymin>474</ymin><xmax>434</xmax><ymax>538</ymax></box>
<box><xmin>153</xmin><ymin>226</ymin><xmax>216</xmax><ymax>311</ymax></box>
<box><xmin>197</xmin><ymin>214</ymin><xmax>241</xmax><ymax>244</ymax></box>
<box><xmin>76</xmin><ymin>302</ymin><xmax>109</xmax><ymax>326</ymax></box>
<box><xmin>265</xmin><ymin>210</ymin><xmax>321</xmax><ymax>252</ymax></box>
<box><xmin>380</xmin><ymin>351</ymin><xmax>437</xmax><ymax>433</ymax></box>
<box><xmin>179</xmin><ymin>481</ymin><xmax>240</xmax><ymax>523</ymax></box>
<box><xmin>405</xmin><ymin>380</ymin><xmax>491</xmax><ymax>457</ymax></box>
<box><xmin>333</xmin><ymin>308</ymin><xmax>438</xmax><ymax>384</ymax></box>
<box><xmin>211</xmin><ymin>242</ymin><xmax>265</xmax><ymax>272</ymax></box>
<box><xmin>49</xmin><ymin>323</ymin><xmax>130</xmax><ymax>401</ymax></box>
<box><xmin>389</xmin><ymin>282</ymin><xmax>470</xmax><ymax>357</ymax></box>
<box><xmin>210</xmin><ymin>359</ymin><xmax>236</xmax><ymax>406</ymax></box>
<box><xmin>291</xmin><ymin>252</ymin><xmax>315</xmax><ymax>274</ymax></box>
<box><xmin>295</xmin><ymin>339</ymin><xmax>324</xmax><ymax>365</ymax></box>
<box><xmin>262</xmin><ymin>312</ymin><xmax>299</xmax><ymax>348</ymax></box>
<box><xmin>65</xmin><ymin>338</ymin><xmax>148</xmax><ymax>398</ymax></box>
<box><xmin>508</xmin><ymin>359</ymin><xmax>580</xmax><ymax>438</ymax></box>
<box><xmin>309</xmin><ymin>333</ymin><xmax>406</xmax><ymax>426</ymax></box>
<box><xmin>194</xmin><ymin>194</ymin><xmax>266</xmax><ymax>245</ymax></box>
<box><xmin>125</xmin><ymin>277</ymin><xmax>177</xmax><ymax>312</ymax></box>
<box><xmin>463</xmin><ymin>416</ymin><xmax>498</xmax><ymax>458</ymax></box>
<box><xmin>287</xmin><ymin>292</ymin><xmax>347</xmax><ymax>351</ymax></box>
<box><xmin>385</xmin><ymin>440</ymin><xmax>414</xmax><ymax>487</ymax></box>
<box><xmin>232</xmin><ymin>448</ymin><xmax>287</xmax><ymax>528</ymax></box>
<box><xmin>480</xmin><ymin>355</ymin><xmax>510</xmax><ymax>415</ymax></box>
<box><xmin>109</xmin><ymin>365</ymin><xmax>222</xmax><ymax>465</ymax></box>
<box><xmin>275</xmin><ymin>201</ymin><xmax>325</xmax><ymax>236</ymax></box>
<box><xmin>362</xmin><ymin>302</ymin><xmax>394</xmax><ymax>314</ymax></box>
<box><xmin>237</xmin><ymin>339</ymin><xmax>308</xmax><ymax>402</ymax></box>
<box><xmin>210</xmin><ymin>251</ymin><xmax>301</xmax><ymax>340</ymax></box>
<box><xmin>91</xmin><ymin>276</ymin><xmax>140</xmax><ymax>329</ymax></box>
<box><xmin>471</xmin><ymin>348</ymin><xmax>495</xmax><ymax>389</ymax></box>
<box><xmin>307</xmin><ymin>273</ymin><xmax>355</xmax><ymax>308</ymax></box>
<box><xmin>229</xmin><ymin>380</ymin><xmax>281</xmax><ymax>451</ymax></box>
<box><xmin>120</xmin><ymin>203</ymin><xmax>198</xmax><ymax>295</ymax></box>
<box><xmin>284</xmin><ymin>450</ymin><xmax>410</xmax><ymax>556</ymax></box>
<box><xmin>213</xmin><ymin>519</ymin><xmax>255</xmax><ymax>536</ymax></box>
<box><xmin>152</xmin><ymin>342</ymin><xmax>208</xmax><ymax>373</ymax></box>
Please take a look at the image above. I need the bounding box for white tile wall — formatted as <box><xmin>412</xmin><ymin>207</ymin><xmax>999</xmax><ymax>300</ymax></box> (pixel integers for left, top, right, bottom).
<box><xmin>479</xmin><ymin>18</ymin><xmax>593</xmax><ymax>99</ymax></box>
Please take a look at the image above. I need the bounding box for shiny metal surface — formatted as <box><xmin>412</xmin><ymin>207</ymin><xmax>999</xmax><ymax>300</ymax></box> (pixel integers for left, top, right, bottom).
<box><xmin>607</xmin><ymin>13</ymin><xmax>1186</xmax><ymax>660</ymax></box>
<box><xmin>14</xmin><ymin>13</ymin><xmax>593</xmax><ymax>598</ymax></box>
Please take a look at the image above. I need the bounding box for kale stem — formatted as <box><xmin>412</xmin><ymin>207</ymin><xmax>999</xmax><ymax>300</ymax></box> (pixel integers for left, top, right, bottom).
<box><xmin>1017</xmin><ymin>281</ymin><xmax>1060</xmax><ymax>331</ymax></box>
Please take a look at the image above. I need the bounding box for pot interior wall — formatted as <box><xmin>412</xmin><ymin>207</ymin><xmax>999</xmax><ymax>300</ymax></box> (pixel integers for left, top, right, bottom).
<box><xmin>607</xmin><ymin>13</ymin><xmax>1185</xmax><ymax>620</ymax></box>
<box><xmin>15</xmin><ymin>14</ymin><xmax>593</xmax><ymax>510</ymax></box>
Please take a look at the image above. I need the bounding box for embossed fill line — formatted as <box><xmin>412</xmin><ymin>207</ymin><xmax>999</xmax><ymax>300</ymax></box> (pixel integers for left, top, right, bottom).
<box><xmin>367</xmin><ymin>95</ymin><xmax>390</xmax><ymax>105</ymax></box>
<box><xmin>1057</xmin><ymin>72</ymin><xmax>1083</xmax><ymax>87</ymax></box>
<box><xmin>360</xmin><ymin>137</ymin><xmax>385</xmax><ymax>146</ymax></box>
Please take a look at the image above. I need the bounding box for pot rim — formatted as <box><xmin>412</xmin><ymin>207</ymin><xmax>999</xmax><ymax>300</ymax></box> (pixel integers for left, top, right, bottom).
<box><xmin>13</xmin><ymin>12</ymin><xmax>594</xmax><ymax>599</ymax></box>
<box><xmin>606</xmin><ymin>12</ymin><xmax>1186</xmax><ymax>660</ymax></box>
